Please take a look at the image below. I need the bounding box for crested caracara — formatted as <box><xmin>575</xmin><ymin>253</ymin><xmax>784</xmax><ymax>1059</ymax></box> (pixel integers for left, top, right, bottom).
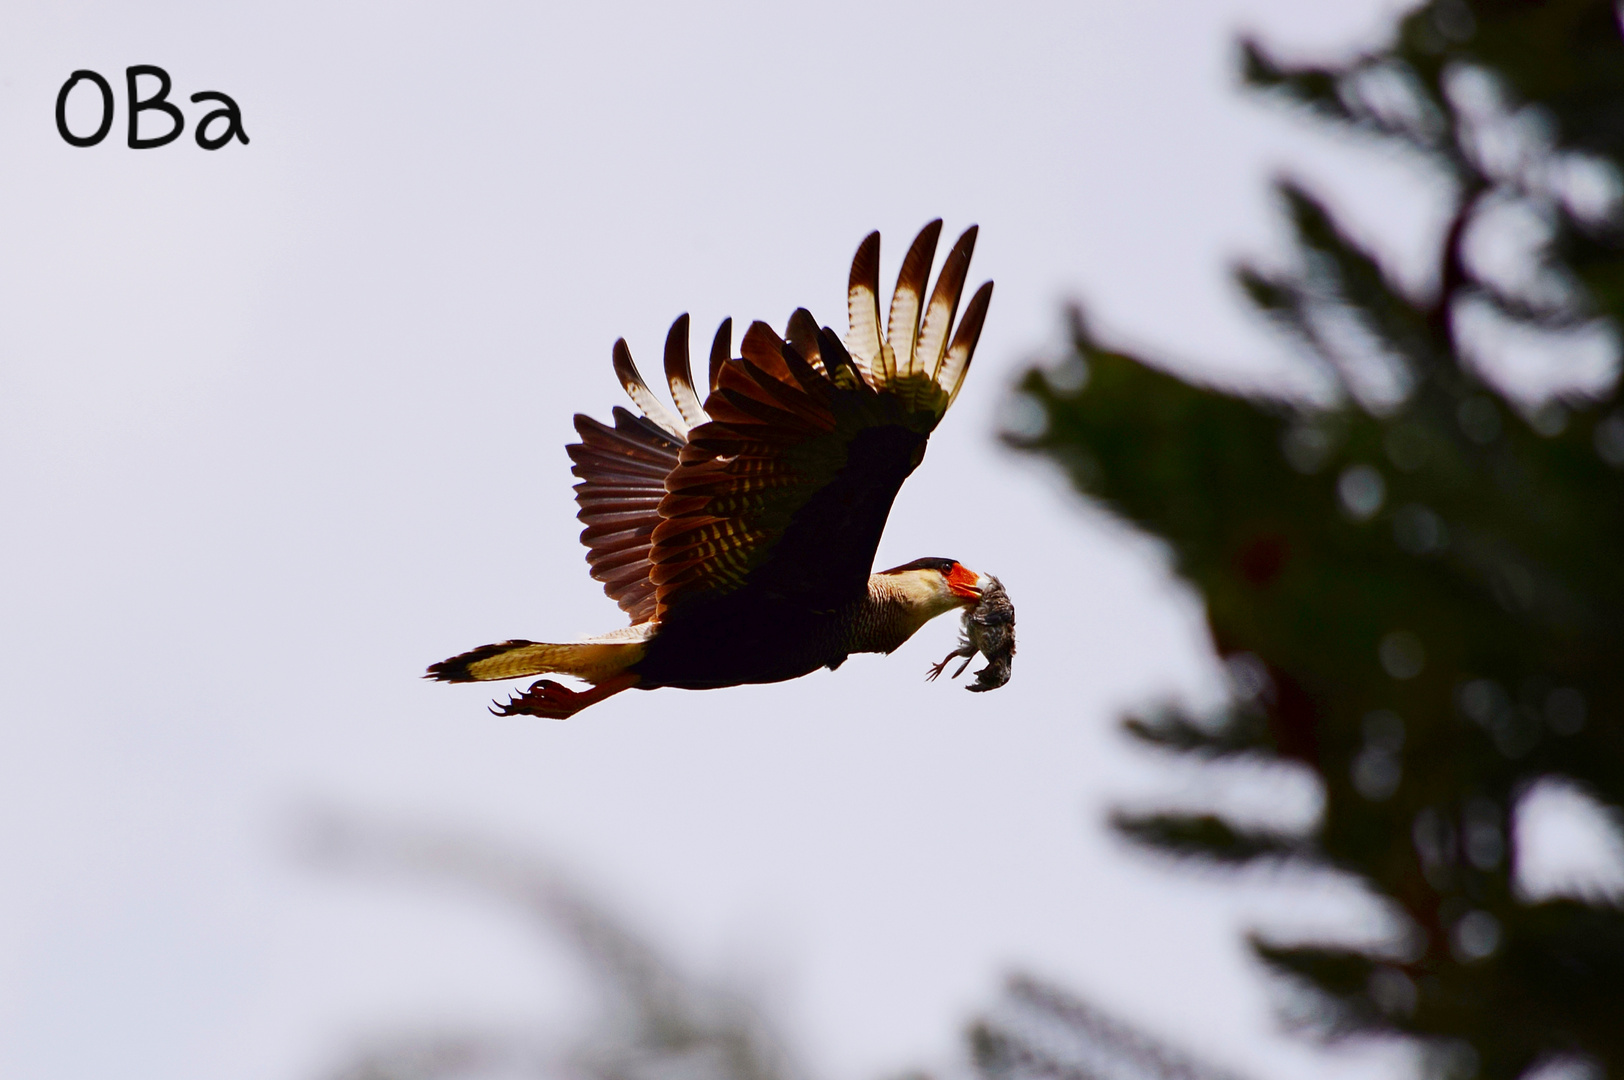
<box><xmin>428</xmin><ymin>221</ymin><xmax>1002</xmax><ymax>718</ymax></box>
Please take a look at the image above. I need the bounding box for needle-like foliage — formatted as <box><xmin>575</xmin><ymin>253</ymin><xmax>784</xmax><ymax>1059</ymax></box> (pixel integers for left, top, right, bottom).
<box><xmin>1007</xmin><ymin>3</ymin><xmax>1624</xmax><ymax>1077</ymax></box>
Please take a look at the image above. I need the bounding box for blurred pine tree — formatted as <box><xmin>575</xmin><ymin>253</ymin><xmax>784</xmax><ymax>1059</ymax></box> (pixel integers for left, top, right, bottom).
<box><xmin>1006</xmin><ymin>2</ymin><xmax>1624</xmax><ymax>1077</ymax></box>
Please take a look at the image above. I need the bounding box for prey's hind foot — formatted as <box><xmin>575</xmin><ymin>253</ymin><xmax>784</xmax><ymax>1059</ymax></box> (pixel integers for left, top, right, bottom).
<box><xmin>926</xmin><ymin>648</ymin><xmax>975</xmax><ymax>682</ymax></box>
<box><xmin>490</xmin><ymin>673</ymin><xmax>638</xmax><ymax>720</ymax></box>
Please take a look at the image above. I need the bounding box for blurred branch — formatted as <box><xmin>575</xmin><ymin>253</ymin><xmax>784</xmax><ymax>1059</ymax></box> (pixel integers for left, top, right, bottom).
<box><xmin>1110</xmin><ymin>813</ymin><xmax>1313</xmax><ymax>867</ymax></box>
<box><xmin>969</xmin><ymin>975</ymin><xmax>1252</xmax><ymax>1080</ymax></box>
<box><xmin>1121</xmin><ymin>708</ymin><xmax>1272</xmax><ymax>759</ymax></box>
<box><xmin>296</xmin><ymin>810</ymin><xmax>801</xmax><ymax>1080</ymax></box>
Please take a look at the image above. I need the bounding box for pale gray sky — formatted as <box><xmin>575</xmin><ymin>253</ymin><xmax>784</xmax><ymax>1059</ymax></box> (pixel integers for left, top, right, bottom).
<box><xmin>0</xmin><ymin>3</ymin><xmax>1433</xmax><ymax>1079</ymax></box>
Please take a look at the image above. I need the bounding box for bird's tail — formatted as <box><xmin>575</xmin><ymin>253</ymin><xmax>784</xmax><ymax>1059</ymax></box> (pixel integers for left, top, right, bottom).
<box><xmin>426</xmin><ymin>625</ymin><xmax>652</xmax><ymax>685</ymax></box>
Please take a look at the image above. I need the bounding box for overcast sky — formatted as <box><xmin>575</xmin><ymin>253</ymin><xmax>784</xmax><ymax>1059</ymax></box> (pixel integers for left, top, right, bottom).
<box><xmin>0</xmin><ymin>3</ymin><xmax>1446</xmax><ymax>1079</ymax></box>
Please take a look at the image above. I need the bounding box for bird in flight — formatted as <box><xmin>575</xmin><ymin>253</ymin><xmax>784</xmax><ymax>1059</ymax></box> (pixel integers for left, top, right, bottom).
<box><xmin>428</xmin><ymin>221</ymin><xmax>997</xmax><ymax>718</ymax></box>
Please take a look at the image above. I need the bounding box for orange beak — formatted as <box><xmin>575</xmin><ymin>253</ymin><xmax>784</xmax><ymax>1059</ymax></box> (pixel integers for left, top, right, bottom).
<box><xmin>946</xmin><ymin>562</ymin><xmax>984</xmax><ymax>602</ymax></box>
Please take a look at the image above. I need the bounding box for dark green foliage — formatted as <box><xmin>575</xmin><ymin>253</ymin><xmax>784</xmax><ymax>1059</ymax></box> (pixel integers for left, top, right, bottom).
<box><xmin>1122</xmin><ymin>706</ymin><xmax>1271</xmax><ymax>758</ymax></box>
<box><xmin>1008</xmin><ymin>2</ymin><xmax>1624</xmax><ymax>1076</ymax></box>
<box><xmin>1110</xmin><ymin>811</ymin><xmax>1309</xmax><ymax>865</ymax></box>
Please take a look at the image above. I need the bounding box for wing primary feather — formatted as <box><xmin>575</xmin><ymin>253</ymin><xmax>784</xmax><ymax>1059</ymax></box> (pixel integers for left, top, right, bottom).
<box><xmin>816</xmin><ymin>326</ymin><xmax>873</xmax><ymax>397</ymax></box>
<box><xmin>785</xmin><ymin>308</ymin><xmax>826</xmax><ymax>374</ymax></box>
<box><xmin>576</xmin><ymin>485</ymin><xmax>665</xmax><ymax>504</ymax></box>
<box><xmin>708</xmin><ymin>318</ymin><xmax>731</xmax><ymax>393</ymax></box>
<box><xmin>620</xmin><ymin>590</ymin><xmax>657</xmax><ymax>623</ymax></box>
<box><xmin>715</xmin><ymin>383</ymin><xmax>823</xmax><ymax>434</ymax></box>
<box><xmin>573</xmin><ymin>411</ymin><xmax>681</xmax><ymax>465</ymax></box>
<box><xmin>574</xmin><ymin>470</ymin><xmax>667</xmax><ymax>492</ymax></box>
<box><xmin>919</xmin><ymin>225</ymin><xmax>978</xmax><ymax>382</ymax></box>
<box><xmin>845</xmin><ymin>231</ymin><xmax>883</xmax><ymax>385</ymax></box>
<box><xmin>769</xmin><ymin>334</ymin><xmax>836</xmax><ymax>402</ymax></box>
<box><xmin>569</xmin><ymin>437</ymin><xmax>672</xmax><ymax>466</ymax></box>
<box><xmin>568</xmin><ymin>446</ymin><xmax>671</xmax><ymax>476</ymax></box>
<box><xmin>611</xmin><ymin>338</ymin><xmax>687</xmax><ymax>440</ymax></box>
<box><xmin>737</xmin><ymin>320</ymin><xmax>800</xmax><ymax>386</ymax></box>
<box><xmin>610</xmin><ymin>406</ymin><xmax>686</xmax><ymax>451</ymax></box>
<box><xmin>589</xmin><ymin>544</ymin><xmax>656</xmax><ymax>573</ymax></box>
<box><xmin>663</xmin><ymin>314</ymin><xmax>709</xmax><ymax>430</ymax></box>
<box><xmin>597</xmin><ymin>561</ymin><xmax>653</xmax><ymax>588</ymax></box>
<box><xmin>580</xmin><ymin>514</ymin><xmax>660</xmax><ymax>536</ymax></box>
<box><xmin>887</xmin><ymin>219</ymin><xmax>942</xmax><ymax>382</ymax></box>
<box><xmin>942</xmin><ymin>280</ymin><xmax>994</xmax><ymax>409</ymax></box>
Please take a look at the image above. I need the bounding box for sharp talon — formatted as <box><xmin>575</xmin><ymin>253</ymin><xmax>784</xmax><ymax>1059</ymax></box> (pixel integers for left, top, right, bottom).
<box><xmin>465</xmin><ymin>672</ymin><xmax>637</xmax><ymax>721</ymax></box>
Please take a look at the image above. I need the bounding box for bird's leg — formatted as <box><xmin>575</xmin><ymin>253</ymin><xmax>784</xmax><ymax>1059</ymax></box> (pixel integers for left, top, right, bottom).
<box><xmin>927</xmin><ymin>646</ymin><xmax>973</xmax><ymax>681</ymax></box>
<box><xmin>490</xmin><ymin>673</ymin><xmax>639</xmax><ymax>720</ymax></box>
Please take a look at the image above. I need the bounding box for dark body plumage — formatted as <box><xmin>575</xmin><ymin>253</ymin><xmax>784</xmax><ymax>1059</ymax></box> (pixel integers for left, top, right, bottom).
<box><xmin>427</xmin><ymin>222</ymin><xmax>1001</xmax><ymax>717</ymax></box>
<box><xmin>628</xmin><ymin>407</ymin><xmax>930</xmax><ymax>689</ymax></box>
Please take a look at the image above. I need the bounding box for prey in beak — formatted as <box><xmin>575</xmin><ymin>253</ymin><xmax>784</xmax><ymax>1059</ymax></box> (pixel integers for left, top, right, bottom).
<box><xmin>928</xmin><ymin>574</ymin><xmax>1016</xmax><ymax>691</ymax></box>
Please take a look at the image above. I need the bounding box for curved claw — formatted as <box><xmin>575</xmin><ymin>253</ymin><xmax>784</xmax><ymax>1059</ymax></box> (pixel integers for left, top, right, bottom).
<box><xmin>486</xmin><ymin>673</ymin><xmax>639</xmax><ymax>720</ymax></box>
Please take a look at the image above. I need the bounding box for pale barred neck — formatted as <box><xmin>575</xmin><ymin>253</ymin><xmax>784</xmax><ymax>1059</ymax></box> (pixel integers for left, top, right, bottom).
<box><xmin>846</xmin><ymin>569</ymin><xmax>969</xmax><ymax>655</ymax></box>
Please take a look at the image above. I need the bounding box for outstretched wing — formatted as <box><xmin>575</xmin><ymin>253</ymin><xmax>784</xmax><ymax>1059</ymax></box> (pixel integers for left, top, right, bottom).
<box><xmin>567</xmin><ymin>221</ymin><xmax>992</xmax><ymax>625</ymax></box>
<box><xmin>566</xmin><ymin>316</ymin><xmax>728</xmax><ymax>623</ymax></box>
<box><xmin>649</xmin><ymin>221</ymin><xmax>992</xmax><ymax>619</ymax></box>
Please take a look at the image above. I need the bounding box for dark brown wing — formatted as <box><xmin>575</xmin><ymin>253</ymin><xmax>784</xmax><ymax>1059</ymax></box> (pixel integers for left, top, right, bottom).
<box><xmin>567</xmin><ymin>406</ymin><xmax>681</xmax><ymax>623</ymax></box>
<box><xmin>648</xmin><ymin>222</ymin><xmax>993</xmax><ymax>620</ymax></box>
<box><xmin>568</xmin><ymin>315</ymin><xmax>722</xmax><ymax>623</ymax></box>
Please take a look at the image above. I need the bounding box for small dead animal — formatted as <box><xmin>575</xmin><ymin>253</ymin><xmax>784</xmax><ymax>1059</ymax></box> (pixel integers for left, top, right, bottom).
<box><xmin>926</xmin><ymin>575</ymin><xmax>1015</xmax><ymax>692</ymax></box>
